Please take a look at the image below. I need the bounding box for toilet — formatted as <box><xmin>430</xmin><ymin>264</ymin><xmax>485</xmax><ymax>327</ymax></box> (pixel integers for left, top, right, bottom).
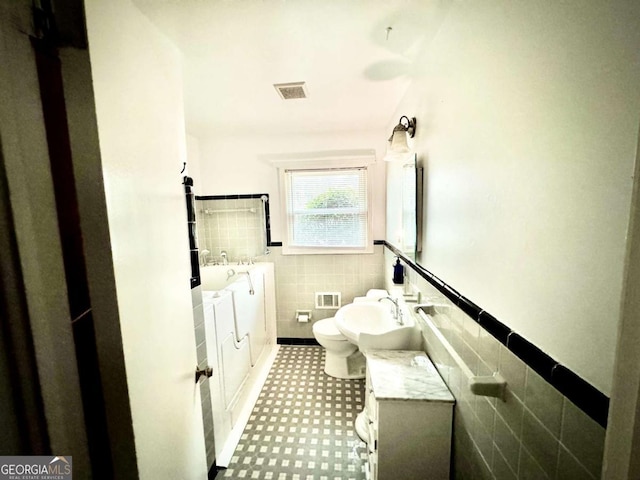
<box><xmin>313</xmin><ymin>289</ymin><xmax>389</xmax><ymax>379</ymax></box>
<box><xmin>312</xmin><ymin>317</ymin><xmax>363</xmax><ymax>379</ymax></box>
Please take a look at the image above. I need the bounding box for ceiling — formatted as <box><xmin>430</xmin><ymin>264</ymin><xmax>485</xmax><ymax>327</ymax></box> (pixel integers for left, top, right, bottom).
<box><xmin>132</xmin><ymin>0</ymin><xmax>448</xmax><ymax>138</ymax></box>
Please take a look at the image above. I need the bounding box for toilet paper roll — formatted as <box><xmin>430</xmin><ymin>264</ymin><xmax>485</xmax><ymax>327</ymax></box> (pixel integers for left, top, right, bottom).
<box><xmin>298</xmin><ymin>314</ymin><xmax>309</xmax><ymax>323</ymax></box>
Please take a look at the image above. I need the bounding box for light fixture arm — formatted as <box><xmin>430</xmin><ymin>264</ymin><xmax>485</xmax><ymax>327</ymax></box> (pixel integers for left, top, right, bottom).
<box><xmin>398</xmin><ymin>116</ymin><xmax>417</xmax><ymax>138</ymax></box>
<box><xmin>388</xmin><ymin>116</ymin><xmax>417</xmax><ymax>142</ymax></box>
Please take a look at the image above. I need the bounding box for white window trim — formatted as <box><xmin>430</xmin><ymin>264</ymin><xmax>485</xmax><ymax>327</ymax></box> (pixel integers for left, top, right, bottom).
<box><xmin>276</xmin><ymin>152</ymin><xmax>376</xmax><ymax>255</ymax></box>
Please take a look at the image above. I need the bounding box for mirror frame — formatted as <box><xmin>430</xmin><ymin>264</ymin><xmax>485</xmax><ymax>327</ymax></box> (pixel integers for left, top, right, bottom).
<box><xmin>385</xmin><ymin>153</ymin><xmax>423</xmax><ymax>262</ymax></box>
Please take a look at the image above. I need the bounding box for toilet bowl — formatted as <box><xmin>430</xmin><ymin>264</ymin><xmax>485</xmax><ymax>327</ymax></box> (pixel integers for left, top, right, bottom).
<box><xmin>313</xmin><ymin>318</ymin><xmax>364</xmax><ymax>379</ymax></box>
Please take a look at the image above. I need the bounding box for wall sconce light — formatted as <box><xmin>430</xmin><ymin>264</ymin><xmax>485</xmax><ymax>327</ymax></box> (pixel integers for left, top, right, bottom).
<box><xmin>385</xmin><ymin>116</ymin><xmax>416</xmax><ymax>161</ymax></box>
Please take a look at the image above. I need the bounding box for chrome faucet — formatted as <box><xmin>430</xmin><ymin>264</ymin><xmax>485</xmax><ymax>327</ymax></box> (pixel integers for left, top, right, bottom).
<box><xmin>200</xmin><ymin>249</ymin><xmax>210</xmax><ymax>266</ymax></box>
<box><xmin>220</xmin><ymin>250</ymin><xmax>228</xmax><ymax>265</ymax></box>
<box><xmin>378</xmin><ymin>296</ymin><xmax>404</xmax><ymax>325</ymax></box>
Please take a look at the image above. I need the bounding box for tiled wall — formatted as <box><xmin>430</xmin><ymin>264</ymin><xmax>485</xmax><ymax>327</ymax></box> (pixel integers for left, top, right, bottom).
<box><xmin>384</xmin><ymin>247</ymin><xmax>606</xmax><ymax>480</ymax></box>
<box><xmin>195</xmin><ymin>196</ymin><xmax>267</xmax><ymax>263</ymax></box>
<box><xmin>191</xmin><ymin>285</ymin><xmax>216</xmax><ymax>471</ymax></box>
<box><xmin>270</xmin><ymin>245</ymin><xmax>386</xmax><ymax>339</ymax></box>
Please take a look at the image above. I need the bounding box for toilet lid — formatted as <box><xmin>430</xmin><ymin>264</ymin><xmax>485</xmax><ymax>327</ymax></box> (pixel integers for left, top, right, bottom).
<box><xmin>313</xmin><ymin>318</ymin><xmax>346</xmax><ymax>340</ymax></box>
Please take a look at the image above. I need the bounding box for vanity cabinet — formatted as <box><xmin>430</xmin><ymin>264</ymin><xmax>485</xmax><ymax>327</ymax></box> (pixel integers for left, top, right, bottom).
<box><xmin>363</xmin><ymin>350</ymin><xmax>454</xmax><ymax>480</ymax></box>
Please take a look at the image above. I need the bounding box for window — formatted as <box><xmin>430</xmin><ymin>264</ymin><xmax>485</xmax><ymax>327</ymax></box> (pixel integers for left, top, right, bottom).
<box><xmin>281</xmin><ymin>167</ymin><xmax>372</xmax><ymax>254</ymax></box>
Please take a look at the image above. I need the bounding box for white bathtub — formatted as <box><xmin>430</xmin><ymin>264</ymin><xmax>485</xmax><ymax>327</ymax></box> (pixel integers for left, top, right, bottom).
<box><xmin>200</xmin><ymin>263</ymin><xmax>277</xmax><ymax>466</ymax></box>
<box><xmin>201</xmin><ymin>264</ymin><xmax>255</xmax><ymax>292</ymax></box>
<box><xmin>202</xmin><ymin>264</ymin><xmax>266</xmax><ymax>366</ymax></box>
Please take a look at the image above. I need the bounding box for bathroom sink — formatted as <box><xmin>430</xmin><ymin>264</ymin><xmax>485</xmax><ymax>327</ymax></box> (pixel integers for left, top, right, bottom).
<box><xmin>334</xmin><ymin>301</ymin><xmax>415</xmax><ymax>350</ymax></box>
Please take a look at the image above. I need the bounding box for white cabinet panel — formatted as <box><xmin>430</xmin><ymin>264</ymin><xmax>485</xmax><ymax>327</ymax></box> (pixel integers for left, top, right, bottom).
<box><xmin>363</xmin><ymin>351</ymin><xmax>454</xmax><ymax>480</ymax></box>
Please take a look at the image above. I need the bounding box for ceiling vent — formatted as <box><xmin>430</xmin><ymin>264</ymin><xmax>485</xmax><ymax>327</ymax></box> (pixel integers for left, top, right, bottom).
<box><xmin>274</xmin><ymin>82</ymin><xmax>308</xmax><ymax>100</ymax></box>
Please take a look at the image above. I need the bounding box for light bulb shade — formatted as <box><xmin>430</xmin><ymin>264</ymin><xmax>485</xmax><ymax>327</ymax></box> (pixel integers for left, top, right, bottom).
<box><xmin>384</xmin><ymin>149</ymin><xmax>413</xmax><ymax>162</ymax></box>
<box><xmin>389</xmin><ymin>129</ymin><xmax>410</xmax><ymax>153</ymax></box>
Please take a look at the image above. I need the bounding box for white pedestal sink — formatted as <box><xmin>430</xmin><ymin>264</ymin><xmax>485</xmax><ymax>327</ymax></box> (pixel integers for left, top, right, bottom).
<box><xmin>334</xmin><ymin>301</ymin><xmax>415</xmax><ymax>351</ymax></box>
<box><xmin>335</xmin><ymin>299</ymin><xmax>417</xmax><ymax>443</ymax></box>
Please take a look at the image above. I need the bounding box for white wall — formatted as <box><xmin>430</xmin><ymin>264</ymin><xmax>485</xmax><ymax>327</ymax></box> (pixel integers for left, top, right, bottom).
<box><xmin>84</xmin><ymin>0</ymin><xmax>207</xmax><ymax>477</ymax></box>
<box><xmin>197</xmin><ymin>131</ymin><xmax>388</xmax><ymax>242</ymax></box>
<box><xmin>186</xmin><ymin>134</ymin><xmax>202</xmax><ymax>184</ymax></box>
<box><xmin>390</xmin><ymin>0</ymin><xmax>640</xmax><ymax>394</ymax></box>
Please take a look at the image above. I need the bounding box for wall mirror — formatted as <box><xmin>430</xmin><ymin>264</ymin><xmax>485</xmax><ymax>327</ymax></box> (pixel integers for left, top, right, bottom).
<box><xmin>385</xmin><ymin>154</ymin><xmax>423</xmax><ymax>262</ymax></box>
<box><xmin>195</xmin><ymin>194</ymin><xmax>271</xmax><ymax>265</ymax></box>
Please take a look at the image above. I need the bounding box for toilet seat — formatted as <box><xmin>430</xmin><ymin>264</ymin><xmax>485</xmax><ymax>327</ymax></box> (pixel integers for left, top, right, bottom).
<box><xmin>313</xmin><ymin>317</ymin><xmax>364</xmax><ymax>379</ymax></box>
<box><xmin>313</xmin><ymin>318</ymin><xmax>346</xmax><ymax>341</ymax></box>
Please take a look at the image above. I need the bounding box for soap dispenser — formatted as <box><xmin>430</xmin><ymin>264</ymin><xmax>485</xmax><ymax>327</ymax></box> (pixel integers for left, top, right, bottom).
<box><xmin>392</xmin><ymin>257</ymin><xmax>404</xmax><ymax>284</ymax></box>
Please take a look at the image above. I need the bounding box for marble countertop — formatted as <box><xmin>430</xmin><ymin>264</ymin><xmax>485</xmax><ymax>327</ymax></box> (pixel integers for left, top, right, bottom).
<box><xmin>365</xmin><ymin>350</ymin><xmax>455</xmax><ymax>403</ymax></box>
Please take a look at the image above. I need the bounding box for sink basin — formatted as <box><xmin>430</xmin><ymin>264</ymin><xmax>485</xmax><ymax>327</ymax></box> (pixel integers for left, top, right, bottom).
<box><xmin>334</xmin><ymin>301</ymin><xmax>415</xmax><ymax>350</ymax></box>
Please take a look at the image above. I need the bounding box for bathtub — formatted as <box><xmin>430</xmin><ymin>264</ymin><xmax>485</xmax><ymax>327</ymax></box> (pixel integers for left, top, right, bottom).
<box><xmin>201</xmin><ymin>264</ymin><xmax>254</xmax><ymax>292</ymax></box>
<box><xmin>202</xmin><ymin>264</ymin><xmax>267</xmax><ymax>365</ymax></box>
<box><xmin>200</xmin><ymin>263</ymin><xmax>277</xmax><ymax>466</ymax></box>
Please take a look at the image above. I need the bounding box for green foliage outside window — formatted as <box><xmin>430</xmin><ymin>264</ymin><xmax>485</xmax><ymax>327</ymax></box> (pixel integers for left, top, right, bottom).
<box><xmin>296</xmin><ymin>187</ymin><xmax>362</xmax><ymax>247</ymax></box>
<box><xmin>305</xmin><ymin>187</ymin><xmax>358</xmax><ymax>209</ymax></box>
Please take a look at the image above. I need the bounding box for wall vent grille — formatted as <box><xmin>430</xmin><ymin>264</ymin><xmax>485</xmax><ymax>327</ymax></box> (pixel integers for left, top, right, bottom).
<box><xmin>274</xmin><ymin>82</ymin><xmax>308</xmax><ymax>100</ymax></box>
<box><xmin>315</xmin><ymin>292</ymin><xmax>341</xmax><ymax>309</ymax></box>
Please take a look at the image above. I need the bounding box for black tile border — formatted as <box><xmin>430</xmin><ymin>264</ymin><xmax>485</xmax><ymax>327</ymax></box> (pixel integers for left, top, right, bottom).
<box><xmin>384</xmin><ymin>241</ymin><xmax>609</xmax><ymax>428</ymax></box>
<box><xmin>210</xmin><ymin>463</ymin><xmax>222</xmax><ymax>480</ymax></box>
<box><xmin>479</xmin><ymin>311</ymin><xmax>511</xmax><ymax>345</ymax></box>
<box><xmin>267</xmin><ymin>240</ymin><xmax>385</xmax><ymax>249</ymax></box>
<box><xmin>264</xmin><ymin>196</ymin><xmax>272</xmax><ymax>247</ymax></box>
<box><xmin>458</xmin><ymin>297</ymin><xmax>482</xmax><ymax>320</ymax></box>
<box><xmin>507</xmin><ymin>333</ymin><xmax>556</xmax><ymax>383</ymax></box>
<box><xmin>196</xmin><ymin>194</ymin><xmax>267</xmax><ymax>200</ymax></box>
<box><xmin>551</xmin><ymin>365</ymin><xmax>610</xmax><ymax>427</ymax></box>
<box><xmin>277</xmin><ymin>337</ymin><xmax>321</xmax><ymax>346</ymax></box>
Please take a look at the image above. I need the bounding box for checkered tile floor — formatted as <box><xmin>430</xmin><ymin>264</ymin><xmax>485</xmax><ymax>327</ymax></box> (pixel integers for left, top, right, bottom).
<box><xmin>219</xmin><ymin>345</ymin><xmax>368</xmax><ymax>479</ymax></box>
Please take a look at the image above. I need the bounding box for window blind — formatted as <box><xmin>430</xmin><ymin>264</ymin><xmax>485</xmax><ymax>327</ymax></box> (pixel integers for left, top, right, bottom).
<box><xmin>285</xmin><ymin>167</ymin><xmax>368</xmax><ymax>249</ymax></box>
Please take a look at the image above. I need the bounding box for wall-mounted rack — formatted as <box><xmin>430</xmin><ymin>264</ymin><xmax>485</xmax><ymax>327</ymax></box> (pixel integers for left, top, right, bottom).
<box><xmin>203</xmin><ymin>208</ymin><xmax>257</xmax><ymax>214</ymax></box>
<box><xmin>415</xmin><ymin>305</ymin><xmax>507</xmax><ymax>401</ymax></box>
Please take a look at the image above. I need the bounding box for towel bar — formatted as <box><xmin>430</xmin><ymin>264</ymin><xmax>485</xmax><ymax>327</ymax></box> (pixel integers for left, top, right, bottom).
<box><xmin>415</xmin><ymin>305</ymin><xmax>507</xmax><ymax>401</ymax></box>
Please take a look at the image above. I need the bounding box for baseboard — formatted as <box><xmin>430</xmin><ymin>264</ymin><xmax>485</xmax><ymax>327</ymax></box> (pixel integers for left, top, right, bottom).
<box><xmin>208</xmin><ymin>462</ymin><xmax>221</xmax><ymax>479</ymax></box>
<box><xmin>277</xmin><ymin>337</ymin><xmax>320</xmax><ymax>346</ymax></box>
